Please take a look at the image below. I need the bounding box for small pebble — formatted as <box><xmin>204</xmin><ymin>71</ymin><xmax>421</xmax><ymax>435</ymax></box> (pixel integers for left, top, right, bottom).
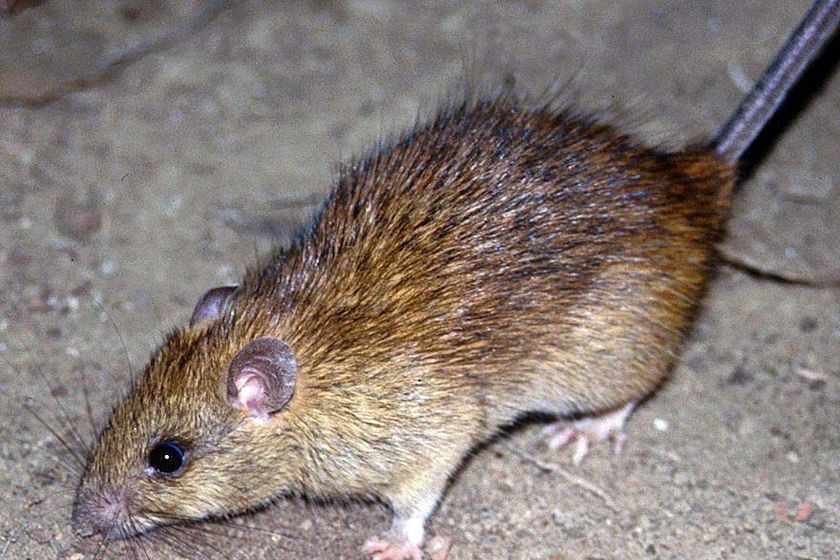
<box><xmin>66</xmin><ymin>296</ymin><xmax>80</xmax><ymax>311</ymax></box>
<box><xmin>793</xmin><ymin>503</ymin><xmax>813</xmax><ymax>523</ymax></box>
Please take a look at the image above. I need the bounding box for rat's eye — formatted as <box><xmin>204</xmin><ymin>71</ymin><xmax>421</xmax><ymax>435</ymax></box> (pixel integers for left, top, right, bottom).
<box><xmin>148</xmin><ymin>440</ymin><xmax>185</xmax><ymax>475</ymax></box>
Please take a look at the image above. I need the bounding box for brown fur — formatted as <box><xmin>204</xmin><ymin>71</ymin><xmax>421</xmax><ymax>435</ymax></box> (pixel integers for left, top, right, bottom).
<box><xmin>73</xmin><ymin>97</ymin><xmax>734</xmax><ymax>538</ymax></box>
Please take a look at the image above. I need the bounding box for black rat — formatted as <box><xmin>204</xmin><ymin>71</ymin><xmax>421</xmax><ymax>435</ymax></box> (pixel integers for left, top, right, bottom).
<box><xmin>70</xmin><ymin>2</ymin><xmax>839</xmax><ymax>559</ymax></box>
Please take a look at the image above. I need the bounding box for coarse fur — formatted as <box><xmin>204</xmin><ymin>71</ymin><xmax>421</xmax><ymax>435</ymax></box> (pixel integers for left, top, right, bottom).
<box><xmin>72</xmin><ymin>94</ymin><xmax>734</xmax><ymax>541</ymax></box>
<box><xmin>66</xmin><ymin>0</ymin><xmax>840</xmax><ymax>554</ymax></box>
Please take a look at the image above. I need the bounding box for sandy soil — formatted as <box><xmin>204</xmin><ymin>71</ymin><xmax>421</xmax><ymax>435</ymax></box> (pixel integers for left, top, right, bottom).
<box><xmin>1</xmin><ymin>1</ymin><xmax>838</xmax><ymax>559</ymax></box>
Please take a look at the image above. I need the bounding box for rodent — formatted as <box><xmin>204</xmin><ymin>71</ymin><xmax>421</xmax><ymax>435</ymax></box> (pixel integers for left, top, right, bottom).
<box><xmin>70</xmin><ymin>2</ymin><xmax>840</xmax><ymax>559</ymax></box>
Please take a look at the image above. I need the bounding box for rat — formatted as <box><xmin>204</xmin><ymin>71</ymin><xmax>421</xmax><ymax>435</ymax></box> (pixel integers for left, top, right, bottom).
<box><xmin>70</xmin><ymin>2</ymin><xmax>839</xmax><ymax>559</ymax></box>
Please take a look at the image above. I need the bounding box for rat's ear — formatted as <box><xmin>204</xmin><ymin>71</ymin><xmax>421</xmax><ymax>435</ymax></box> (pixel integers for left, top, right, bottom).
<box><xmin>190</xmin><ymin>286</ymin><xmax>237</xmax><ymax>327</ymax></box>
<box><xmin>226</xmin><ymin>337</ymin><xmax>297</xmax><ymax>421</ymax></box>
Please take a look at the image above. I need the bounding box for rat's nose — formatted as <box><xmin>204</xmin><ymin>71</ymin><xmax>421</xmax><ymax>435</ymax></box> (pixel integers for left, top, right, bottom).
<box><xmin>71</xmin><ymin>488</ymin><xmax>130</xmax><ymax>539</ymax></box>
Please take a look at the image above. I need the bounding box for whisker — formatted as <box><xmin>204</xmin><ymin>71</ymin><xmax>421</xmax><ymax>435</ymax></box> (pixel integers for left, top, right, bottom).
<box><xmin>128</xmin><ymin>516</ymin><xmax>152</xmax><ymax>560</ymax></box>
<box><xmin>21</xmin><ymin>398</ymin><xmax>85</xmax><ymax>471</ymax></box>
<box><xmin>78</xmin><ymin>363</ymin><xmax>99</xmax><ymax>444</ymax></box>
<box><xmin>178</xmin><ymin>530</ymin><xmax>219</xmax><ymax>559</ymax></box>
<box><xmin>94</xmin><ymin>528</ymin><xmax>113</xmax><ymax>560</ymax></box>
<box><xmin>153</xmin><ymin>526</ymin><xmax>212</xmax><ymax>560</ymax></box>
<box><xmin>122</xmin><ymin>533</ymin><xmax>140</xmax><ymax>560</ymax></box>
<box><xmin>121</xmin><ymin>539</ymin><xmax>136</xmax><ymax>560</ymax></box>
<box><xmin>28</xmin><ymin>487</ymin><xmax>77</xmax><ymax>505</ymax></box>
<box><xmin>27</xmin><ymin>350</ymin><xmax>90</xmax><ymax>459</ymax></box>
<box><xmin>91</xmin><ymin>298</ymin><xmax>134</xmax><ymax>386</ymax></box>
<box><xmin>183</xmin><ymin>524</ymin><xmax>262</xmax><ymax>551</ymax></box>
<box><xmin>0</xmin><ymin>351</ymin><xmax>88</xmax><ymax>467</ymax></box>
<box><xmin>147</xmin><ymin>508</ymin><xmax>300</xmax><ymax>544</ymax></box>
<box><xmin>134</xmin><ymin>510</ymin><xmax>303</xmax><ymax>559</ymax></box>
<box><xmin>35</xmin><ymin>444</ymin><xmax>83</xmax><ymax>480</ymax></box>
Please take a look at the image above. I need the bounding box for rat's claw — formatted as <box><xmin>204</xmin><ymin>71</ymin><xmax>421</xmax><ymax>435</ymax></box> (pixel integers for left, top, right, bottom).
<box><xmin>542</xmin><ymin>401</ymin><xmax>636</xmax><ymax>465</ymax></box>
<box><xmin>363</xmin><ymin>538</ymin><xmax>423</xmax><ymax>560</ymax></box>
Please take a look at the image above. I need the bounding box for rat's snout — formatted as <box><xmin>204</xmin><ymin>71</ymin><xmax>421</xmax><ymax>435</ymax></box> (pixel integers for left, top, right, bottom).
<box><xmin>71</xmin><ymin>487</ymin><xmax>131</xmax><ymax>539</ymax></box>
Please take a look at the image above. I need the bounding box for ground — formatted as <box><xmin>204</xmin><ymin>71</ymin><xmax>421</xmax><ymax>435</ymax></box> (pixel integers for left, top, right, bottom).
<box><xmin>0</xmin><ymin>1</ymin><xmax>838</xmax><ymax>559</ymax></box>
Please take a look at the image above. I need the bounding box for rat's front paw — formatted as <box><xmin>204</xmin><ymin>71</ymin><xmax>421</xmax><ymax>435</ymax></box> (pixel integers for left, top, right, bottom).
<box><xmin>363</xmin><ymin>537</ymin><xmax>423</xmax><ymax>560</ymax></box>
<box><xmin>542</xmin><ymin>401</ymin><xmax>636</xmax><ymax>465</ymax></box>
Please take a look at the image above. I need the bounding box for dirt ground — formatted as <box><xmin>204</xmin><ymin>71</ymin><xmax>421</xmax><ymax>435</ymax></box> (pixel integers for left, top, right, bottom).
<box><xmin>1</xmin><ymin>1</ymin><xmax>838</xmax><ymax>559</ymax></box>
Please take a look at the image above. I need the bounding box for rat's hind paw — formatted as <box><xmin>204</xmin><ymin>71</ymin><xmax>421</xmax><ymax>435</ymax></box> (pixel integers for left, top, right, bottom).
<box><xmin>542</xmin><ymin>401</ymin><xmax>636</xmax><ymax>465</ymax></box>
<box><xmin>363</xmin><ymin>537</ymin><xmax>423</xmax><ymax>560</ymax></box>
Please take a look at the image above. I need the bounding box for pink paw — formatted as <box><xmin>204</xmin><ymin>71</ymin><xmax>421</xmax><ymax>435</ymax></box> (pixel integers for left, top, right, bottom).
<box><xmin>542</xmin><ymin>401</ymin><xmax>636</xmax><ymax>465</ymax></box>
<box><xmin>363</xmin><ymin>537</ymin><xmax>423</xmax><ymax>560</ymax></box>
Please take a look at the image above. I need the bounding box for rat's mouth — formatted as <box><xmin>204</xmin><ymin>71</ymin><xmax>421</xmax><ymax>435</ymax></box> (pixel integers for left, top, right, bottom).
<box><xmin>71</xmin><ymin>487</ymin><xmax>166</xmax><ymax>541</ymax></box>
<box><xmin>73</xmin><ymin>509</ymin><xmax>171</xmax><ymax>541</ymax></box>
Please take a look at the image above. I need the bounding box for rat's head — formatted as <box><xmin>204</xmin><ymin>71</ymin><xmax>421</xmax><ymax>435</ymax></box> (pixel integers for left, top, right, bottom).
<box><xmin>72</xmin><ymin>286</ymin><xmax>302</xmax><ymax>540</ymax></box>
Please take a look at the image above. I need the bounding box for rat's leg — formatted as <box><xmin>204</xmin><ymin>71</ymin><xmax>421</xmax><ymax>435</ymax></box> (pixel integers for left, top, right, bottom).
<box><xmin>362</xmin><ymin>495</ymin><xmax>436</xmax><ymax>560</ymax></box>
<box><xmin>362</xmin><ymin>458</ymin><xmax>455</xmax><ymax>560</ymax></box>
<box><xmin>542</xmin><ymin>401</ymin><xmax>636</xmax><ymax>465</ymax></box>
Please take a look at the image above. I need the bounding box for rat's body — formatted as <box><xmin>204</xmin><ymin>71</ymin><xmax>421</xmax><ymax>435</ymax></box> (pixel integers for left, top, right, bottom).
<box><xmin>71</xmin><ymin>2</ymin><xmax>839</xmax><ymax>559</ymax></box>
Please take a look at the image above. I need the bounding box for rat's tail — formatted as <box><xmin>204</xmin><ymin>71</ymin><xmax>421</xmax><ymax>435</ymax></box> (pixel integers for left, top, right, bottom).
<box><xmin>712</xmin><ymin>0</ymin><xmax>839</xmax><ymax>163</ymax></box>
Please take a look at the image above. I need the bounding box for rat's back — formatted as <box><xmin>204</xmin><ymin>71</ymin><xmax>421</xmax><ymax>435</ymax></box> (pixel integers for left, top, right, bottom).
<box><xmin>243</xmin><ymin>98</ymin><xmax>734</xmax><ymax>429</ymax></box>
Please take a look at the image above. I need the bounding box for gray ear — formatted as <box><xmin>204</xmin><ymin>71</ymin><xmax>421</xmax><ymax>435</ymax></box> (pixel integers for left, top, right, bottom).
<box><xmin>226</xmin><ymin>337</ymin><xmax>297</xmax><ymax>421</ymax></box>
<box><xmin>190</xmin><ymin>286</ymin><xmax>236</xmax><ymax>327</ymax></box>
